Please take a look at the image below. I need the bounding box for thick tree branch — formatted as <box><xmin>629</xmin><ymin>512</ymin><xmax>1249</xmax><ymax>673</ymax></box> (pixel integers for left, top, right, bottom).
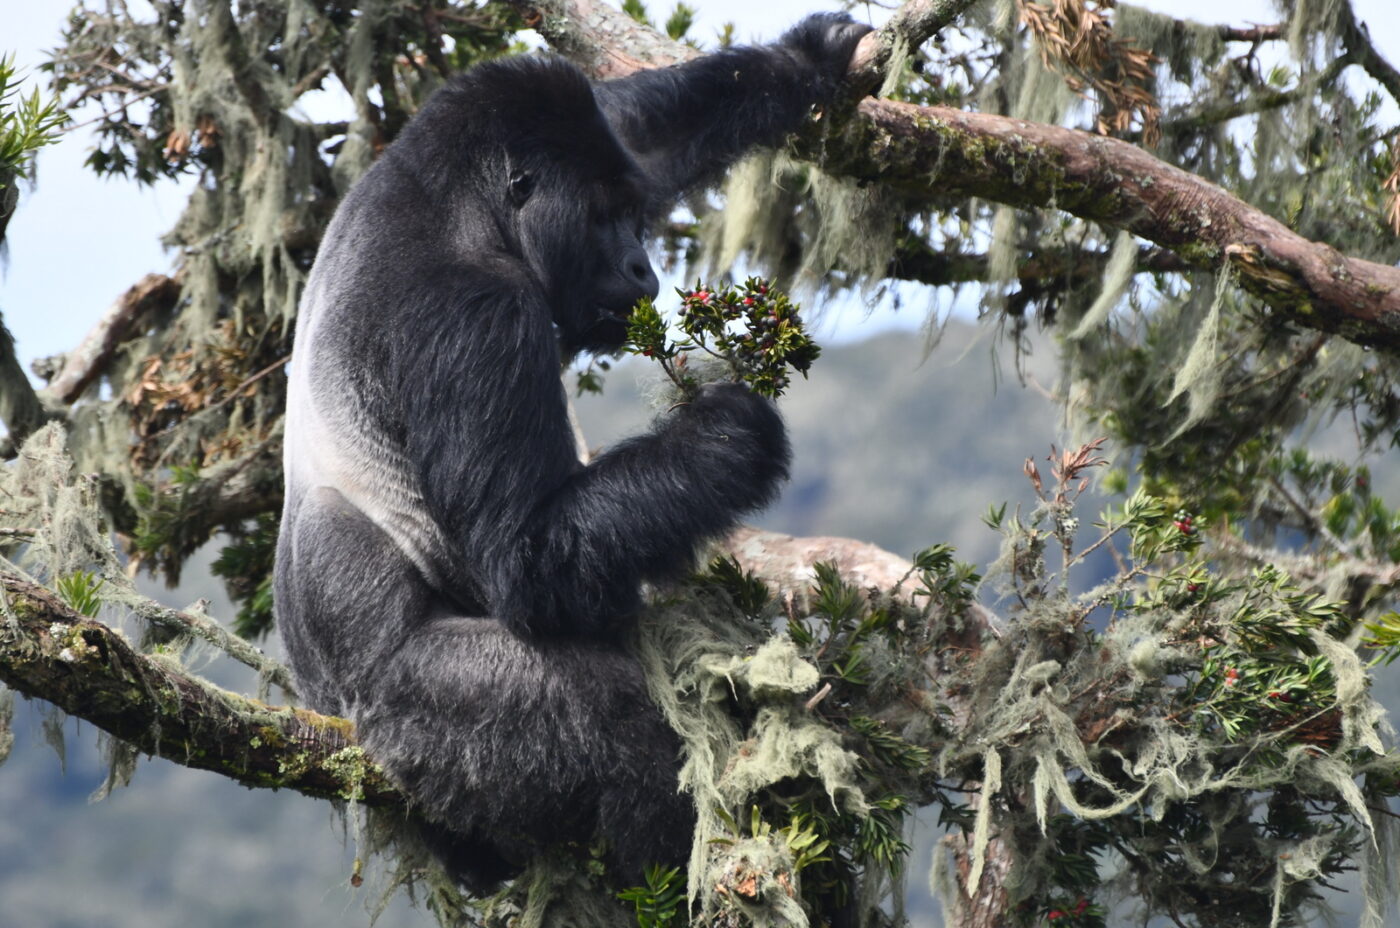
<box><xmin>819</xmin><ymin>99</ymin><xmax>1400</xmax><ymax>348</ymax></box>
<box><xmin>520</xmin><ymin>0</ymin><xmax>1400</xmax><ymax>351</ymax></box>
<box><xmin>1218</xmin><ymin>23</ymin><xmax>1284</xmax><ymax>43</ymax></box>
<box><xmin>0</xmin><ymin>572</ymin><xmax>401</xmax><ymax>804</ymax></box>
<box><xmin>2</xmin><ymin>529</ymin><xmax>973</xmax><ymax>810</ymax></box>
<box><xmin>511</xmin><ymin>0</ymin><xmax>698</xmax><ymax>76</ymax></box>
<box><xmin>508</xmin><ymin>0</ymin><xmax>977</xmax><ymax>83</ymax></box>
<box><xmin>846</xmin><ymin>0</ymin><xmax>985</xmax><ymax>93</ymax></box>
<box><xmin>727</xmin><ymin>526</ymin><xmax>920</xmax><ymax>594</ymax></box>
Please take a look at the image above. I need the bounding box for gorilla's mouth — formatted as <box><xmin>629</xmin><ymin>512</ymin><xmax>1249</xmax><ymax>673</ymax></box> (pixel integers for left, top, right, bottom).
<box><xmin>572</xmin><ymin>308</ymin><xmax>630</xmax><ymax>352</ymax></box>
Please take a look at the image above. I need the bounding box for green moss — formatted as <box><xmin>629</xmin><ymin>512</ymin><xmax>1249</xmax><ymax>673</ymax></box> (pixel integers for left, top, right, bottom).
<box><xmin>323</xmin><ymin>746</ymin><xmax>375</xmax><ymax>801</ymax></box>
<box><xmin>293</xmin><ymin>708</ymin><xmax>356</xmax><ymax>740</ymax></box>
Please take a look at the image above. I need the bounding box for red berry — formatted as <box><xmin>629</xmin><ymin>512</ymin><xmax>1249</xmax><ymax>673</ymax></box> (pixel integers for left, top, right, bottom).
<box><xmin>743</xmin><ymin>297</ymin><xmax>755</xmax><ymax>305</ymax></box>
<box><xmin>1187</xmin><ymin>583</ymin><xmax>1201</xmax><ymax>593</ymax></box>
<box><xmin>1074</xmin><ymin>899</ymin><xmax>1088</xmax><ymax>915</ymax></box>
<box><xmin>1048</xmin><ymin>912</ymin><xmax>1065</xmax><ymax>921</ymax></box>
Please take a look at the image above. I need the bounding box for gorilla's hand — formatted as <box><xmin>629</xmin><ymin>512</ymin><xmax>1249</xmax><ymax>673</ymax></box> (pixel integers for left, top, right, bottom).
<box><xmin>684</xmin><ymin>381</ymin><xmax>791</xmax><ymax>499</ymax></box>
<box><xmin>780</xmin><ymin>12</ymin><xmax>875</xmax><ymax>85</ymax></box>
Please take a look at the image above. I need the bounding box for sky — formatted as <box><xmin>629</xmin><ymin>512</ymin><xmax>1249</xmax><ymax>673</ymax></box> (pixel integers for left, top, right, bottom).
<box><xmin>1</xmin><ymin>0</ymin><xmax>1398</xmax><ymax>381</ymax></box>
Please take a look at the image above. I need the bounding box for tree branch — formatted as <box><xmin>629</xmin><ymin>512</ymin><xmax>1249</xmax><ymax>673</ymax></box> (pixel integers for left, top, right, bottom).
<box><xmin>846</xmin><ymin>0</ymin><xmax>986</xmax><ymax>93</ymax></box>
<box><xmin>818</xmin><ymin>99</ymin><xmax>1400</xmax><ymax>348</ymax></box>
<box><xmin>39</xmin><ymin>273</ymin><xmax>181</xmax><ymax>405</ymax></box>
<box><xmin>1218</xmin><ymin>23</ymin><xmax>1284</xmax><ymax>43</ymax></box>
<box><xmin>508</xmin><ymin>0</ymin><xmax>978</xmax><ymax>83</ymax></box>
<box><xmin>2</xmin><ymin>528</ymin><xmax>978</xmax><ymax>808</ymax></box>
<box><xmin>129</xmin><ymin>596</ymin><xmax>297</xmax><ymax>698</ymax></box>
<box><xmin>1338</xmin><ymin>0</ymin><xmax>1400</xmax><ymax>107</ymax></box>
<box><xmin>519</xmin><ymin>0</ymin><xmax>1400</xmax><ymax>351</ymax></box>
<box><xmin>510</xmin><ymin>0</ymin><xmax>698</xmax><ymax>77</ymax></box>
<box><xmin>0</xmin><ymin>572</ymin><xmax>401</xmax><ymax>804</ymax></box>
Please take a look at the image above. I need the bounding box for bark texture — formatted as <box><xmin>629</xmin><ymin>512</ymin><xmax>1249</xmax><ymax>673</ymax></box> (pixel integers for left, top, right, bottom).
<box><xmin>0</xmin><ymin>573</ymin><xmax>400</xmax><ymax>804</ymax></box>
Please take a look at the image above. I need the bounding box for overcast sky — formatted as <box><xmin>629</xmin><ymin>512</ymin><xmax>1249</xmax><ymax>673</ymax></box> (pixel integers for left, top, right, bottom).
<box><xmin>2</xmin><ymin>0</ymin><xmax>1397</xmax><ymax>380</ymax></box>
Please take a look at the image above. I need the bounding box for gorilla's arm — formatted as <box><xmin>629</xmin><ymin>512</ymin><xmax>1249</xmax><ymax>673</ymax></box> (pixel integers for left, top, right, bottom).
<box><xmin>507</xmin><ymin>381</ymin><xmax>788</xmax><ymax>637</ymax></box>
<box><xmin>399</xmin><ymin>275</ymin><xmax>789</xmax><ymax>639</ymax></box>
<box><xmin>594</xmin><ymin>13</ymin><xmax>870</xmax><ymax>202</ymax></box>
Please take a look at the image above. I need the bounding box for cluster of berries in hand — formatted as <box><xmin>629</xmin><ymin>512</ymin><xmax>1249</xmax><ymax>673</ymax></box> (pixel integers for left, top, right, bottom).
<box><xmin>626</xmin><ymin>277</ymin><xmax>820</xmax><ymax>400</ymax></box>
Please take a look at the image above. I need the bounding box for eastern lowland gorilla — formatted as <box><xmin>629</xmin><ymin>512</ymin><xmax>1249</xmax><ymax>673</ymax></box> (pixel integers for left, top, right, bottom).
<box><xmin>275</xmin><ymin>14</ymin><xmax>870</xmax><ymax>884</ymax></box>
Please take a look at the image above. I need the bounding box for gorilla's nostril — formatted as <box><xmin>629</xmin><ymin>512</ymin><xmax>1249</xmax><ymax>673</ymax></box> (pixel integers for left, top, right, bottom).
<box><xmin>633</xmin><ymin>261</ymin><xmax>660</xmax><ymax>297</ymax></box>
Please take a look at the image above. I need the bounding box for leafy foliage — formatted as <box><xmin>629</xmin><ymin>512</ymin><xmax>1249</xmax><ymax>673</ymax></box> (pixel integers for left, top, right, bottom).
<box><xmin>209</xmin><ymin>512</ymin><xmax>279</xmax><ymax>639</ymax></box>
<box><xmin>617</xmin><ymin>865</ymin><xmax>687</xmax><ymax>928</ymax></box>
<box><xmin>55</xmin><ymin>571</ymin><xmax>104</xmax><ymax>618</ymax></box>
<box><xmin>0</xmin><ymin>54</ymin><xmax>65</xmax><ymax>181</ymax></box>
<box><xmin>626</xmin><ymin>278</ymin><xmax>820</xmax><ymax>399</ymax></box>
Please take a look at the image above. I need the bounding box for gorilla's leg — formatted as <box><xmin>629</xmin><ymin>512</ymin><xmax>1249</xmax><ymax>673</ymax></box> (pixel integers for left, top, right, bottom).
<box><xmin>361</xmin><ymin>614</ymin><xmax>694</xmax><ymax>880</ymax></box>
<box><xmin>280</xmin><ymin>487</ymin><xmax>692</xmax><ymax>883</ymax></box>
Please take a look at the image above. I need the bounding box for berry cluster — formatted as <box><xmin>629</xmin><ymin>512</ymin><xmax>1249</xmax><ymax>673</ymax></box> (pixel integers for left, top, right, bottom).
<box><xmin>625</xmin><ymin>277</ymin><xmax>820</xmax><ymax>399</ymax></box>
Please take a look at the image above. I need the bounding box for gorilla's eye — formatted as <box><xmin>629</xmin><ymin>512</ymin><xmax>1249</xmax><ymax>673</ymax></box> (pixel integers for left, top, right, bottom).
<box><xmin>508</xmin><ymin>170</ymin><xmax>534</xmax><ymax>208</ymax></box>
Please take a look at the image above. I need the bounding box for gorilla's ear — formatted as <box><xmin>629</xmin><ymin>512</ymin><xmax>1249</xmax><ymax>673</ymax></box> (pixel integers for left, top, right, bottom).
<box><xmin>508</xmin><ymin>168</ymin><xmax>534</xmax><ymax>208</ymax></box>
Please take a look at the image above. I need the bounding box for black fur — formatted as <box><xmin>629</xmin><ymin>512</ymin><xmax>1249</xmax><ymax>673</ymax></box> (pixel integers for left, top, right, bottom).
<box><xmin>275</xmin><ymin>15</ymin><xmax>871</xmax><ymax>884</ymax></box>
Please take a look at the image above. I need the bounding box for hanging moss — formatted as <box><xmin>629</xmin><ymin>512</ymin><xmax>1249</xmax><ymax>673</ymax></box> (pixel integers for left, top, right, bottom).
<box><xmin>43</xmin><ymin>0</ymin><xmax>517</xmax><ymax>619</ymax></box>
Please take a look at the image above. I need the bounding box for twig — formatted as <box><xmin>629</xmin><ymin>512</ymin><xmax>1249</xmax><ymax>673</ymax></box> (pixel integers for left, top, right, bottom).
<box><xmin>127</xmin><ymin>597</ymin><xmax>296</xmax><ymax>700</ymax></box>
<box><xmin>145</xmin><ymin>356</ymin><xmax>290</xmax><ymax>446</ymax></box>
<box><xmin>1266</xmin><ymin>474</ymin><xmax>1362</xmax><ymax>560</ymax></box>
<box><xmin>59</xmin><ymin>85</ymin><xmax>168</xmax><ymax>135</ymax></box>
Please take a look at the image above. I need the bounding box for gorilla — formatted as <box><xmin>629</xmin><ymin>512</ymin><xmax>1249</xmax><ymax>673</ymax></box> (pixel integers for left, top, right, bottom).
<box><xmin>275</xmin><ymin>14</ymin><xmax>870</xmax><ymax>884</ymax></box>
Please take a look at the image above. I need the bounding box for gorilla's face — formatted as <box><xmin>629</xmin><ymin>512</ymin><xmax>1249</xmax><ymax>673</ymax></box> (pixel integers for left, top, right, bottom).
<box><xmin>576</xmin><ymin>205</ymin><xmax>659</xmax><ymax>351</ymax></box>
<box><xmin>507</xmin><ymin>134</ymin><xmax>659</xmax><ymax>354</ymax></box>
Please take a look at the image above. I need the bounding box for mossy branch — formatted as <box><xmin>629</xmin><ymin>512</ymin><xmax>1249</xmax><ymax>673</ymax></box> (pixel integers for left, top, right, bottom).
<box><xmin>517</xmin><ymin>0</ymin><xmax>1400</xmax><ymax>352</ymax></box>
<box><xmin>508</xmin><ymin>0</ymin><xmax>976</xmax><ymax>84</ymax></box>
<box><xmin>0</xmin><ymin>528</ymin><xmax>972</xmax><ymax>815</ymax></box>
<box><xmin>0</xmin><ymin>571</ymin><xmax>400</xmax><ymax>805</ymax></box>
<box><xmin>819</xmin><ymin>99</ymin><xmax>1400</xmax><ymax>349</ymax></box>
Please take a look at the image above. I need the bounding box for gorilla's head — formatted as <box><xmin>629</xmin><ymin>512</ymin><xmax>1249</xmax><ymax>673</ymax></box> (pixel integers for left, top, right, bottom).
<box><xmin>433</xmin><ymin>57</ymin><xmax>661</xmax><ymax>353</ymax></box>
